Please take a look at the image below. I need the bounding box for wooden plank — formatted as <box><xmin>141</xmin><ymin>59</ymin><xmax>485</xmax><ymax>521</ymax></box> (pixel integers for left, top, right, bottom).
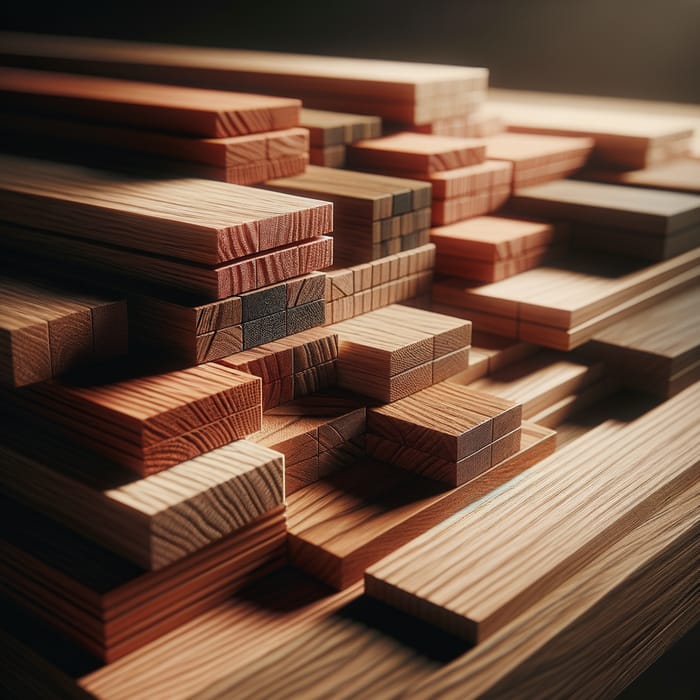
<box><xmin>288</xmin><ymin>423</ymin><xmax>554</xmax><ymax>589</ymax></box>
<box><xmin>426</xmin><ymin>160</ymin><xmax>512</xmax><ymax>199</ymax></box>
<box><xmin>0</xmin><ymin>33</ymin><xmax>489</xmax><ymax>124</ymax></box>
<box><xmin>0</xmin><ymin>274</ymin><xmax>127</xmax><ymax>386</ymax></box>
<box><xmin>582</xmin><ymin>157</ymin><xmax>700</xmax><ymax>194</ymax></box>
<box><xmin>365</xmin><ymin>382</ymin><xmax>700</xmax><ymax>642</ymax></box>
<box><xmin>0</xmin><ymin>67</ymin><xmax>301</xmax><ymax>137</ymax></box>
<box><xmin>301</xmin><ymin>109</ymin><xmax>382</xmax><ymax>147</ymax></box>
<box><xmin>347</xmin><ymin>133</ymin><xmax>486</xmax><ymax>176</ymax></box>
<box><xmin>0</xmin><ymin>496</ymin><xmax>286</xmax><ymax>662</ymax></box>
<box><xmin>8</xmin><ymin>362</ymin><xmax>262</xmax><ymax>475</ymax></box>
<box><xmin>508</xmin><ymin>178</ymin><xmax>700</xmax><ymax>236</ymax></box>
<box><xmin>0</xmin><ymin>424</ymin><xmax>284</xmax><ymax>570</ymax></box>
<box><xmin>0</xmin><ymin>154</ymin><xmax>332</xmax><ymax>265</ymax></box>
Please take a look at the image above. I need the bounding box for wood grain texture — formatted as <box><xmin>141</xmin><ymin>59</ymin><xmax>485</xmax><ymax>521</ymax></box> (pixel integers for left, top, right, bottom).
<box><xmin>0</xmin><ymin>496</ymin><xmax>287</xmax><ymax>662</ymax></box>
<box><xmin>365</xmin><ymin>381</ymin><xmax>700</xmax><ymax>642</ymax></box>
<box><xmin>8</xmin><ymin>362</ymin><xmax>262</xmax><ymax>475</ymax></box>
<box><xmin>347</xmin><ymin>133</ymin><xmax>486</xmax><ymax>177</ymax></box>
<box><xmin>587</xmin><ymin>284</ymin><xmax>700</xmax><ymax>397</ymax></box>
<box><xmin>0</xmin><ymin>154</ymin><xmax>332</xmax><ymax>265</ymax></box>
<box><xmin>0</xmin><ymin>33</ymin><xmax>489</xmax><ymax>124</ymax></box>
<box><xmin>0</xmin><ymin>67</ymin><xmax>301</xmax><ymax>137</ymax></box>
<box><xmin>0</xmin><ymin>421</ymin><xmax>284</xmax><ymax>570</ymax></box>
<box><xmin>509</xmin><ymin>178</ymin><xmax>700</xmax><ymax>235</ymax></box>
<box><xmin>301</xmin><ymin>109</ymin><xmax>382</xmax><ymax>147</ymax></box>
<box><xmin>0</xmin><ymin>274</ymin><xmax>127</xmax><ymax>387</ymax></box>
<box><xmin>288</xmin><ymin>423</ymin><xmax>554</xmax><ymax>589</ymax></box>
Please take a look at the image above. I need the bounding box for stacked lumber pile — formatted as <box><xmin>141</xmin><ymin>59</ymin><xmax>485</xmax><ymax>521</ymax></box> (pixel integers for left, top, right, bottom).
<box><xmin>264</xmin><ymin>165</ymin><xmax>432</xmax><ymax>266</ymax></box>
<box><xmin>0</xmin><ymin>67</ymin><xmax>308</xmax><ymax>184</ymax></box>
<box><xmin>586</xmin><ymin>285</ymin><xmax>700</xmax><ymax>398</ymax></box>
<box><xmin>0</xmin><ymin>31</ymin><xmax>699</xmax><ymax>700</ymax></box>
<box><xmin>301</xmin><ymin>109</ymin><xmax>381</xmax><ymax>167</ymax></box>
<box><xmin>508</xmin><ymin>178</ymin><xmax>700</xmax><ymax>261</ymax></box>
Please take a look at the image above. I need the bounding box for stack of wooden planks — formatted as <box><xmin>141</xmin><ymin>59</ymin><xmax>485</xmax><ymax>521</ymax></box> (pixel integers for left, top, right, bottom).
<box><xmin>0</xmin><ymin>32</ymin><xmax>489</xmax><ymax>125</ymax></box>
<box><xmin>454</xmin><ymin>349</ymin><xmax>616</xmax><ymax>429</ymax></box>
<box><xmin>586</xmin><ymin>285</ymin><xmax>700</xmax><ymax>399</ymax></box>
<box><xmin>264</xmin><ymin>165</ymin><xmax>432</xmax><ymax>266</ymax></box>
<box><xmin>217</xmin><ymin>327</ymin><xmax>339</xmax><ymax>410</ymax></box>
<box><xmin>0</xmin><ymin>273</ymin><xmax>127</xmax><ymax>387</ymax></box>
<box><xmin>6</xmin><ymin>362</ymin><xmax>264</xmax><ymax>474</ymax></box>
<box><xmin>406</xmin><ymin>109</ymin><xmax>504</xmax><ymax>139</ymax></box>
<box><xmin>430</xmin><ymin>215</ymin><xmax>567</xmax><ymax>282</ymax></box>
<box><xmin>129</xmin><ymin>272</ymin><xmax>327</xmax><ymax>364</ymax></box>
<box><xmin>367</xmin><ymin>382</ymin><xmax>522</xmax><ymax>486</ymax></box>
<box><xmin>323</xmin><ymin>243</ymin><xmax>435</xmax><ymax>323</ymax></box>
<box><xmin>249</xmin><ymin>391</ymin><xmax>367</xmax><ymax>495</ymax></box>
<box><xmin>365</xmin><ymin>381</ymin><xmax>700</xmax><ymax>645</ymax></box>
<box><xmin>488</xmin><ymin>91</ymin><xmax>696</xmax><ymax>168</ymax></box>
<box><xmin>0</xmin><ymin>67</ymin><xmax>309</xmax><ymax>185</ymax></box>
<box><xmin>508</xmin><ymin>178</ymin><xmax>700</xmax><ymax>260</ymax></box>
<box><xmin>301</xmin><ymin>109</ymin><xmax>381</xmax><ymax>167</ymax></box>
<box><xmin>433</xmin><ymin>247</ymin><xmax>700</xmax><ymax>349</ymax></box>
<box><xmin>330</xmin><ymin>304</ymin><xmax>472</xmax><ymax>402</ymax></box>
<box><xmin>483</xmin><ymin>132</ymin><xmax>594</xmax><ymax>188</ymax></box>
<box><xmin>0</xmin><ymin>155</ymin><xmax>333</xmax><ymax>301</ymax></box>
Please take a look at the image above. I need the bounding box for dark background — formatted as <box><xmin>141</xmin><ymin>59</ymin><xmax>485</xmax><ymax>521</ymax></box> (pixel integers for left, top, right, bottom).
<box><xmin>1</xmin><ymin>0</ymin><xmax>699</xmax><ymax>103</ymax></box>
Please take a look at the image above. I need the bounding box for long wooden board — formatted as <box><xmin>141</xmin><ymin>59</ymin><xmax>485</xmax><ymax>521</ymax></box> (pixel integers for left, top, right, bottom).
<box><xmin>365</xmin><ymin>382</ymin><xmax>700</xmax><ymax>642</ymax></box>
<box><xmin>0</xmin><ymin>496</ymin><xmax>286</xmax><ymax>662</ymax></box>
<box><xmin>0</xmin><ymin>154</ymin><xmax>332</xmax><ymax>265</ymax></box>
<box><xmin>0</xmin><ymin>67</ymin><xmax>301</xmax><ymax>137</ymax></box>
<box><xmin>288</xmin><ymin>423</ymin><xmax>554</xmax><ymax>589</ymax></box>
<box><xmin>8</xmin><ymin>362</ymin><xmax>262</xmax><ymax>475</ymax></box>
<box><xmin>0</xmin><ymin>32</ymin><xmax>489</xmax><ymax>124</ymax></box>
<box><xmin>0</xmin><ymin>423</ymin><xmax>284</xmax><ymax>569</ymax></box>
<box><xmin>0</xmin><ymin>273</ymin><xmax>127</xmax><ymax>386</ymax></box>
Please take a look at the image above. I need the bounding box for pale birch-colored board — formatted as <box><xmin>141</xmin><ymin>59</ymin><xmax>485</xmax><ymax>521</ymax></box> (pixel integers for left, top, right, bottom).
<box><xmin>0</xmin><ymin>154</ymin><xmax>332</xmax><ymax>265</ymax></box>
<box><xmin>0</xmin><ymin>424</ymin><xmax>284</xmax><ymax>570</ymax></box>
<box><xmin>365</xmin><ymin>381</ymin><xmax>700</xmax><ymax>642</ymax></box>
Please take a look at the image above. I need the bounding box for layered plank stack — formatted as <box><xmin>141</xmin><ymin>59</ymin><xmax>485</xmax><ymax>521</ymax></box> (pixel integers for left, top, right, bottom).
<box><xmin>330</xmin><ymin>304</ymin><xmax>472</xmax><ymax>402</ymax></box>
<box><xmin>0</xmin><ymin>273</ymin><xmax>127</xmax><ymax>387</ymax></box>
<box><xmin>323</xmin><ymin>243</ymin><xmax>435</xmax><ymax>323</ymax></box>
<box><xmin>264</xmin><ymin>165</ymin><xmax>431</xmax><ymax>266</ymax></box>
<box><xmin>508</xmin><ymin>178</ymin><xmax>700</xmax><ymax>261</ymax></box>
<box><xmin>434</xmin><ymin>247</ymin><xmax>700</xmax><ymax>349</ymax></box>
<box><xmin>586</xmin><ymin>285</ymin><xmax>700</xmax><ymax>399</ymax></box>
<box><xmin>0</xmin><ymin>67</ymin><xmax>309</xmax><ymax>185</ymax></box>
<box><xmin>217</xmin><ymin>327</ymin><xmax>339</xmax><ymax>410</ymax></box>
<box><xmin>301</xmin><ymin>109</ymin><xmax>381</xmax><ymax>167</ymax></box>
<box><xmin>430</xmin><ymin>215</ymin><xmax>567</xmax><ymax>282</ymax></box>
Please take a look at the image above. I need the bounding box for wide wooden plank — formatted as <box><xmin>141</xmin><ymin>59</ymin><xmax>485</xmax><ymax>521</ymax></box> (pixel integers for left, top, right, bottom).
<box><xmin>347</xmin><ymin>133</ymin><xmax>486</xmax><ymax>177</ymax></box>
<box><xmin>0</xmin><ymin>421</ymin><xmax>284</xmax><ymax>570</ymax></box>
<box><xmin>0</xmin><ymin>274</ymin><xmax>127</xmax><ymax>386</ymax></box>
<box><xmin>583</xmin><ymin>157</ymin><xmax>700</xmax><ymax>194</ymax></box>
<box><xmin>0</xmin><ymin>154</ymin><xmax>332</xmax><ymax>265</ymax></box>
<box><xmin>0</xmin><ymin>32</ymin><xmax>489</xmax><ymax>124</ymax></box>
<box><xmin>0</xmin><ymin>67</ymin><xmax>301</xmax><ymax>137</ymax></box>
<box><xmin>509</xmin><ymin>178</ymin><xmax>700</xmax><ymax>235</ymax></box>
<box><xmin>8</xmin><ymin>362</ymin><xmax>262</xmax><ymax>475</ymax></box>
<box><xmin>365</xmin><ymin>382</ymin><xmax>700</xmax><ymax>642</ymax></box>
<box><xmin>0</xmin><ymin>496</ymin><xmax>286</xmax><ymax>662</ymax></box>
<box><xmin>288</xmin><ymin>423</ymin><xmax>554</xmax><ymax>589</ymax></box>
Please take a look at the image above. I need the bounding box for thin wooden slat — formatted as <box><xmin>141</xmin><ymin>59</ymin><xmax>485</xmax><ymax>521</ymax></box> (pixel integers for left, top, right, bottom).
<box><xmin>301</xmin><ymin>109</ymin><xmax>382</xmax><ymax>147</ymax></box>
<box><xmin>0</xmin><ymin>274</ymin><xmax>127</xmax><ymax>387</ymax></box>
<box><xmin>7</xmin><ymin>362</ymin><xmax>262</xmax><ymax>475</ymax></box>
<box><xmin>0</xmin><ymin>496</ymin><xmax>286</xmax><ymax>662</ymax></box>
<box><xmin>0</xmin><ymin>33</ymin><xmax>489</xmax><ymax>124</ymax></box>
<box><xmin>0</xmin><ymin>423</ymin><xmax>284</xmax><ymax>570</ymax></box>
<box><xmin>288</xmin><ymin>423</ymin><xmax>554</xmax><ymax>589</ymax></box>
<box><xmin>347</xmin><ymin>133</ymin><xmax>486</xmax><ymax>177</ymax></box>
<box><xmin>365</xmin><ymin>382</ymin><xmax>700</xmax><ymax>642</ymax></box>
<box><xmin>0</xmin><ymin>154</ymin><xmax>332</xmax><ymax>265</ymax></box>
<box><xmin>0</xmin><ymin>67</ymin><xmax>301</xmax><ymax>138</ymax></box>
